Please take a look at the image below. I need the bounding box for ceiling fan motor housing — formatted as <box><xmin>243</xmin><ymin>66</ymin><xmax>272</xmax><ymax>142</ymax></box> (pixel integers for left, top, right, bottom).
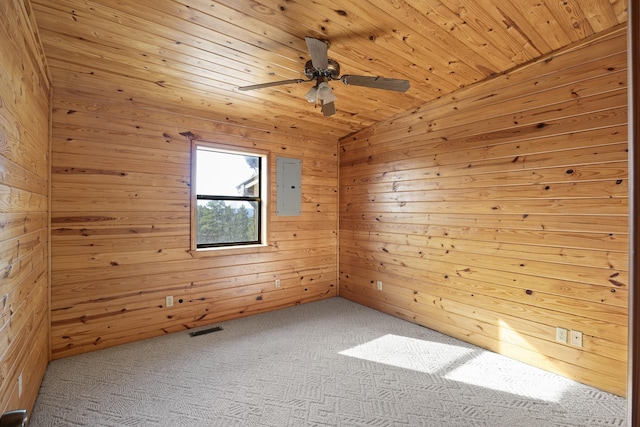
<box><xmin>304</xmin><ymin>58</ymin><xmax>340</xmax><ymax>80</ymax></box>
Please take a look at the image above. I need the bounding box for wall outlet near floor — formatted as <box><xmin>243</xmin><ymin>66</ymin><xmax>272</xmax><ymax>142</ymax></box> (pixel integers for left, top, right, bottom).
<box><xmin>376</xmin><ymin>280</ymin><xmax>383</xmax><ymax>291</ymax></box>
<box><xmin>570</xmin><ymin>330</ymin><xmax>583</xmax><ymax>347</ymax></box>
<box><xmin>275</xmin><ymin>279</ymin><xmax>281</xmax><ymax>289</ymax></box>
<box><xmin>165</xmin><ymin>296</ymin><xmax>174</xmax><ymax>307</ymax></box>
<box><xmin>555</xmin><ymin>327</ymin><xmax>567</xmax><ymax>343</ymax></box>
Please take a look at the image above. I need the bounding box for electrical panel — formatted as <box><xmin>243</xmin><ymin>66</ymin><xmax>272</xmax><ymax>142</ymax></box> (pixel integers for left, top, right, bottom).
<box><xmin>276</xmin><ymin>156</ymin><xmax>302</xmax><ymax>216</ymax></box>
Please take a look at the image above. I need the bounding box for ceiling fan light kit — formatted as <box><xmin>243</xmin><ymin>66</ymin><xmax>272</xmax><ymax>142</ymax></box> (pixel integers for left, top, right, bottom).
<box><xmin>238</xmin><ymin>37</ymin><xmax>410</xmax><ymax>116</ymax></box>
<box><xmin>305</xmin><ymin>82</ymin><xmax>336</xmax><ymax>104</ymax></box>
<box><xmin>304</xmin><ymin>86</ymin><xmax>318</xmax><ymax>103</ymax></box>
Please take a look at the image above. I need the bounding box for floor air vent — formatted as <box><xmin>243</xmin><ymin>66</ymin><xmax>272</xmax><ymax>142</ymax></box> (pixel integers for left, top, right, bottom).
<box><xmin>189</xmin><ymin>326</ymin><xmax>223</xmax><ymax>337</ymax></box>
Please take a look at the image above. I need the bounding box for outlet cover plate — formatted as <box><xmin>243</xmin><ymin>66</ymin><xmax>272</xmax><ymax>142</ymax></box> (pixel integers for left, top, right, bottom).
<box><xmin>570</xmin><ymin>330</ymin><xmax>583</xmax><ymax>347</ymax></box>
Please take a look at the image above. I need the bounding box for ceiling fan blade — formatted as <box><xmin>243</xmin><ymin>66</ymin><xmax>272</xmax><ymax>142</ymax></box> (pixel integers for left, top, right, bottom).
<box><xmin>340</xmin><ymin>75</ymin><xmax>410</xmax><ymax>92</ymax></box>
<box><xmin>305</xmin><ymin>37</ymin><xmax>329</xmax><ymax>70</ymax></box>
<box><xmin>238</xmin><ymin>78</ymin><xmax>308</xmax><ymax>91</ymax></box>
<box><xmin>321</xmin><ymin>101</ymin><xmax>336</xmax><ymax>116</ymax></box>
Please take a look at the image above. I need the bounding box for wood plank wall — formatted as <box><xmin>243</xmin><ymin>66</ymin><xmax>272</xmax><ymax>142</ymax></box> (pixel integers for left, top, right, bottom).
<box><xmin>0</xmin><ymin>0</ymin><xmax>51</xmax><ymax>415</ymax></box>
<box><xmin>628</xmin><ymin>0</ymin><xmax>639</xmax><ymax>417</ymax></box>
<box><xmin>339</xmin><ymin>26</ymin><xmax>629</xmax><ymax>396</ymax></box>
<box><xmin>48</xmin><ymin>72</ymin><xmax>338</xmax><ymax>359</ymax></box>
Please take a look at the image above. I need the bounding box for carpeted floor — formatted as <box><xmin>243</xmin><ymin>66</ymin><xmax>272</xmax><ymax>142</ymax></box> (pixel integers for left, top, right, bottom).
<box><xmin>30</xmin><ymin>297</ymin><xmax>626</xmax><ymax>426</ymax></box>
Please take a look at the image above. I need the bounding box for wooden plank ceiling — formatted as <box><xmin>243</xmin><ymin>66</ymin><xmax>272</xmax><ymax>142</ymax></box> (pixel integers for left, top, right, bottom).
<box><xmin>31</xmin><ymin>0</ymin><xmax>627</xmax><ymax>138</ymax></box>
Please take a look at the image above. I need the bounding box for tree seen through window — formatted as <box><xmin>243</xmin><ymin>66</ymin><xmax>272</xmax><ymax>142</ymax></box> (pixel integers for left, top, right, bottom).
<box><xmin>194</xmin><ymin>146</ymin><xmax>264</xmax><ymax>248</ymax></box>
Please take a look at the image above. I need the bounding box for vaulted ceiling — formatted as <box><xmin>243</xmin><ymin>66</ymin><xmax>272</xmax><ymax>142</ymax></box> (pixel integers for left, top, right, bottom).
<box><xmin>31</xmin><ymin>0</ymin><xmax>627</xmax><ymax>138</ymax></box>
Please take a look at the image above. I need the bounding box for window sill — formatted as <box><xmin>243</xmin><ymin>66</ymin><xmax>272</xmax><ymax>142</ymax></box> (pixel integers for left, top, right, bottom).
<box><xmin>189</xmin><ymin>243</ymin><xmax>273</xmax><ymax>258</ymax></box>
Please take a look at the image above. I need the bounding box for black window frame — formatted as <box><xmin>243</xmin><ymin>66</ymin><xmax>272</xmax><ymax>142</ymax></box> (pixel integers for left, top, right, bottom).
<box><xmin>193</xmin><ymin>144</ymin><xmax>265</xmax><ymax>249</ymax></box>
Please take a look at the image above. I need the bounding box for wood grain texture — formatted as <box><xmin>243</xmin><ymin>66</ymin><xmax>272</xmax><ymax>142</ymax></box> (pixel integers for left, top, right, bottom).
<box><xmin>29</xmin><ymin>0</ymin><xmax>627</xmax><ymax>139</ymax></box>
<box><xmin>627</xmin><ymin>0</ymin><xmax>639</xmax><ymax>420</ymax></box>
<box><xmin>11</xmin><ymin>0</ymin><xmax>629</xmax><ymax>404</ymax></box>
<box><xmin>339</xmin><ymin>27</ymin><xmax>629</xmax><ymax>396</ymax></box>
<box><xmin>47</xmin><ymin>78</ymin><xmax>339</xmax><ymax>358</ymax></box>
<box><xmin>0</xmin><ymin>0</ymin><xmax>51</xmax><ymax>415</ymax></box>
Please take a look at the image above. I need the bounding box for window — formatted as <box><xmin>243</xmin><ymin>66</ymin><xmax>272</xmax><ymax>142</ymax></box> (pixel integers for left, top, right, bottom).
<box><xmin>193</xmin><ymin>143</ymin><xmax>267</xmax><ymax>249</ymax></box>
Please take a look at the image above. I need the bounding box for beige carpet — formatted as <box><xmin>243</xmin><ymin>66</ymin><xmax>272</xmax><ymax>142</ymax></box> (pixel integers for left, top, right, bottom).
<box><xmin>30</xmin><ymin>297</ymin><xmax>626</xmax><ymax>426</ymax></box>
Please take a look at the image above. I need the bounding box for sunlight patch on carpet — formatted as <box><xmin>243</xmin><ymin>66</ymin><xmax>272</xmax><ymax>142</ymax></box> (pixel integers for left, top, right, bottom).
<box><xmin>339</xmin><ymin>334</ymin><xmax>570</xmax><ymax>403</ymax></box>
<box><xmin>339</xmin><ymin>334</ymin><xmax>474</xmax><ymax>374</ymax></box>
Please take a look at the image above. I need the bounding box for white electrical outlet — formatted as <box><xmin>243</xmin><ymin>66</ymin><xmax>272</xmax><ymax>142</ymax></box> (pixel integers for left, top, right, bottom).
<box><xmin>165</xmin><ymin>296</ymin><xmax>174</xmax><ymax>307</ymax></box>
<box><xmin>376</xmin><ymin>280</ymin><xmax>383</xmax><ymax>291</ymax></box>
<box><xmin>18</xmin><ymin>373</ymin><xmax>23</xmax><ymax>397</ymax></box>
<box><xmin>570</xmin><ymin>330</ymin><xmax>583</xmax><ymax>347</ymax></box>
<box><xmin>555</xmin><ymin>327</ymin><xmax>567</xmax><ymax>343</ymax></box>
<box><xmin>275</xmin><ymin>279</ymin><xmax>281</xmax><ymax>289</ymax></box>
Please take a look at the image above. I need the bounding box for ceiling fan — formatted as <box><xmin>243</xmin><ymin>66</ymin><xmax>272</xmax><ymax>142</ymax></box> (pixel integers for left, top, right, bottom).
<box><xmin>238</xmin><ymin>37</ymin><xmax>410</xmax><ymax>116</ymax></box>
